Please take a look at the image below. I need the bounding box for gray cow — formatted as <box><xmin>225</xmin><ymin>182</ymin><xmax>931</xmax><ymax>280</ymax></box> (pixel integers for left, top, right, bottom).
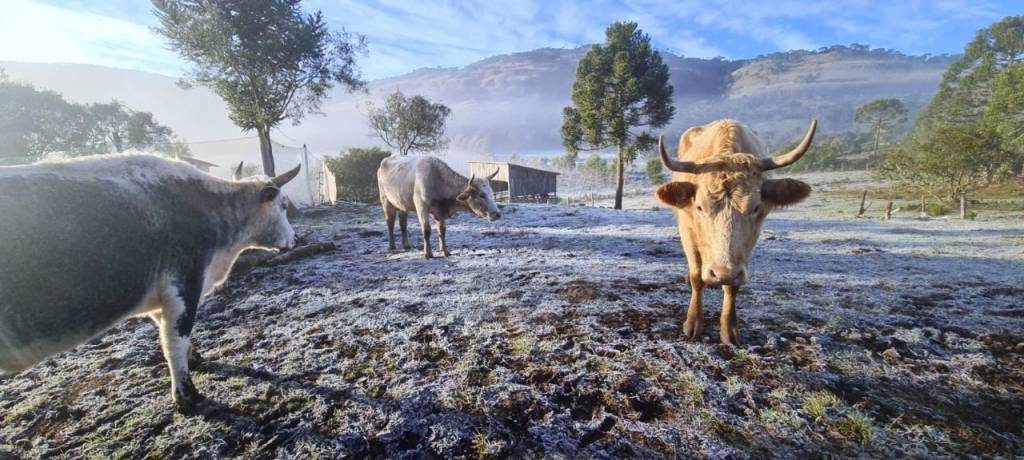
<box><xmin>0</xmin><ymin>155</ymin><xmax>300</xmax><ymax>412</ymax></box>
<box><xmin>377</xmin><ymin>155</ymin><xmax>501</xmax><ymax>258</ymax></box>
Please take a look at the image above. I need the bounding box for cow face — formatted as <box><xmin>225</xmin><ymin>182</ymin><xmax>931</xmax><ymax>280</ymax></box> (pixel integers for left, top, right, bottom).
<box><xmin>656</xmin><ymin>121</ymin><xmax>816</xmax><ymax>286</ymax></box>
<box><xmin>457</xmin><ymin>170</ymin><xmax>502</xmax><ymax>221</ymax></box>
<box><xmin>247</xmin><ymin>165</ymin><xmax>301</xmax><ymax>251</ymax></box>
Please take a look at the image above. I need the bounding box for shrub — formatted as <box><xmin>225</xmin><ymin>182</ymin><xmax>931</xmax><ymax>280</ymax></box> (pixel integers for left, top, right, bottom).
<box><xmin>645</xmin><ymin>158</ymin><xmax>666</xmax><ymax>185</ymax></box>
<box><xmin>580</xmin><ymin>154</ymin><xmax>610</xmax><ymax>177</ymax></box>
<box><xmin>925</xmin><ymin>202</ymin><xmax>951</xmax><ymax>216</ymax></box>
<box><xmin>325</xmin><ymin>147</ymin><xmax>392</xmax><ymax>203</ymax></box>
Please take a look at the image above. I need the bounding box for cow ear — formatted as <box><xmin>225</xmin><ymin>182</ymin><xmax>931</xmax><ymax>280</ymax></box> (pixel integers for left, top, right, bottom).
<box><xmin>260</xmin><ymin>186</ymin><xmax>280</xmax><ymax>203</ymax></box>
<box><xmin>656</xmin><ymin>181</ymin><xmax>696</xmax><ymax>208</ymax></box>
<box><xmin>761</xmin><ymin>179</ymin><xmax>811</xmax><ymax>208</ymax></box>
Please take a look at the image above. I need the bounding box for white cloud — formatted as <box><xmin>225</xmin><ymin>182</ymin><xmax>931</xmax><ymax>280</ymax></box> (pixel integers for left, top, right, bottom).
<box><xmin>0</xmin><ymin>0</ymin><xmax>1017</xmax><ymax>81</ymax></box>
<box><xmin>0</xmin><ymin>0</ymin><xmax>184</xmax><ymax>76</ymax></box>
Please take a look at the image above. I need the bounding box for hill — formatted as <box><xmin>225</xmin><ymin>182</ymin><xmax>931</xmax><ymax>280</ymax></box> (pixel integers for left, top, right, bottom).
<box><xmin>2</xmin><ymin>45</ymin><xmax>955</xmax><ymax>156</ymax></box>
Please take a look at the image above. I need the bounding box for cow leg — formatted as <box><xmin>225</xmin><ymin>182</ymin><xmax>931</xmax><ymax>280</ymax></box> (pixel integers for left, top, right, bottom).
<box><xmin>384</xmin><ymin>202</ymin><xmax>397</xmax><ymax>250</ymax></box>
<box><xmin>415</xmin><ymin>205</ymin><xmax>433</xmax><ymax>258</ymax></box>
<box><xmin>156</xmin><ymin>281</ymin><xmax>204</xmax><ymax>413</ymax></box>
<box><xmin>683</xmin><ymin>272</ymin><xmax>705</xmax><ymax>341</ymax></box>
<box><xmin>399</xmin><ymin>212</ymin><xmax>412</xmax><ymax>250</ymax></box>
<box><xmin>720</xmin><ymin>285</ymin><xmax>740</xmax><ymax>346</ymax></box>
<box><xmin>437</xmin><ymin>219</ymin><xmax>450</xmax><ymax>257</ymax></box>
<box><xmin>151</xmin><ymin>311</ymin><xmax>201</xmax><ymax>366</ymax></box>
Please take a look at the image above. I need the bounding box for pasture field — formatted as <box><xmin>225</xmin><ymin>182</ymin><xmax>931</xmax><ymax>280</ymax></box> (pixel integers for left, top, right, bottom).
<box><xmin>1</xmin><ymin>174</ymin><xmax>1022</xmax><ymax>458</ymax></box>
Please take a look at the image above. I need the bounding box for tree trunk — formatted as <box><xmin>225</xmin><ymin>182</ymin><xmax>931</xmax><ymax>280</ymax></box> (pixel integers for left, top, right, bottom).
<box><xmin>960</xmin><ymin>191</ymin><xmax>968</xmax><ymax>219</ymax></box>
<box><xmin>258</xmin><ymin>126</ymin><xmax>275</xmax><ymax>176</ymax></box>
<box><xmin>883</xmin><ymin>201</ymin><xmax>894</xmax><ymax>220</ymax></box>
<box><xmin>614</xmin><ymin>145</ymin><xmax>624</xmax><ymax>210</ymax></box>
<box><xmin>872</xmin><ymin>120</ymin><xmax>882</xmax><ymax>158</ymax></box>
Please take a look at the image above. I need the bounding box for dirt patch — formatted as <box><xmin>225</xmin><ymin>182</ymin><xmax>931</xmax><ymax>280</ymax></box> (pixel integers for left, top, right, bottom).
<box><xmin>560</xmin><ymin>279</ymin><xmax>600</xmax><ymax>304</ymax></box>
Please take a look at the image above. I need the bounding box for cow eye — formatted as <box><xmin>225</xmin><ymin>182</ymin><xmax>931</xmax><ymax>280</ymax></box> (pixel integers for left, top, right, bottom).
<box><xmin>752</xmin><ymin>205</ymin><xmax>761</xmax><ymax>214</ymax></box>
<box><xmin>696</xmin><ymin>205</ymin><xmax>704</xmax><ymax>213</ymax></box>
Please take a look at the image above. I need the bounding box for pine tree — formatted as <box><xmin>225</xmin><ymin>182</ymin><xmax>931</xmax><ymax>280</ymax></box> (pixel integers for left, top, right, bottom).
<box><xmin>561</xmin><ymin>21</ymin><xmax>674</xmax><ymax>209</ymax></box>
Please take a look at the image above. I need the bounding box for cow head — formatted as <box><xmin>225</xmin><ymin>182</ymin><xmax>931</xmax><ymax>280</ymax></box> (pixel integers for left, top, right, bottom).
<box><xmin>656</xmin><ymin>120</ymin><xmax>816</xmax><ymax>286</ymax></box>
<box><xmin>457</xmin><ymin>169</ymin><xmax>502</xmax><ymax>221</ymax></box>
<box><xmin>244</xmin><ymin>164</ymin><xmax>301</xmax><ymax>251</ymax></box>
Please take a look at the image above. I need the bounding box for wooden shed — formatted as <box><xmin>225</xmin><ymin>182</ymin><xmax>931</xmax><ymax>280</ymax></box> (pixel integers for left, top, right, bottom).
<box><xmin>468</xmin><ymin>161</ymin><xmax>559</xmax><ymax>201</ymax></box>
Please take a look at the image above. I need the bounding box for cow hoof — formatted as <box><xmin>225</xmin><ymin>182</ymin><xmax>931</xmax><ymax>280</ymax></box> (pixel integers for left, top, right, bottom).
<box><xmin>683</xmin><ymin>319</ymin><xmax>704</xmax><ymax>341</ymax></box>
<box><xmin>720</xmin><ymin>328</ymin><xmax>741</xmax><ymax>347</ymax></box>
<box><xmin>174</xmin><ymin>391</ymin><xmax>206</xmax><ymax>414</ymax></box>
<box><xmin>442</xmin><ymin>249</ymin><xmax>451</xmax><ymax>257</ymax></box>
<box><xmin>424</xmin><ymin>252</ymin><xmax>434</xmax><ymax>259</ymax></box>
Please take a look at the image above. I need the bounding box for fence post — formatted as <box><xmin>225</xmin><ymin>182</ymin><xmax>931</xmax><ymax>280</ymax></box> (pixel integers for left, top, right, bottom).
<box><xmin>960</xmin><ymin>191</ymin><xmax>967</xmax><ymax>219</ymax></box>
<box><xmin>884</xmin><ymin>201</ymin><xmax>893</xmax><ymax>220</ymax></box>
<box><xmin>856</xmin><ymin>190</ymin><xmax>868</xmax><ymax>218</ymax></box>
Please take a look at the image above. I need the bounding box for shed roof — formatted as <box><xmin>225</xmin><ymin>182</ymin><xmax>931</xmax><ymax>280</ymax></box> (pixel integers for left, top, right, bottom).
<box><xmin>467</xmin><ymin>160</ymin><xmax>560</xmax><ymax>176</ymax></box>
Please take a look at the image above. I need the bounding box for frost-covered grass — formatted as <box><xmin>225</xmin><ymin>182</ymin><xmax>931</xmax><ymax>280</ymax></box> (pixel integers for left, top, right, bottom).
<box><xmin>1</xmin><ymin>174</ymin><xmax>1022</xmax><ymax>457</ymax></box>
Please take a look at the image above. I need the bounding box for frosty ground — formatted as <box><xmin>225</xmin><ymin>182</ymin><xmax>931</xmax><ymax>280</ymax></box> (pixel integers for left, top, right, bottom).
<box><xmin>1</xmin><ymin>174</ymin><xmax>1022</xmax><ymax>458</ymax></box>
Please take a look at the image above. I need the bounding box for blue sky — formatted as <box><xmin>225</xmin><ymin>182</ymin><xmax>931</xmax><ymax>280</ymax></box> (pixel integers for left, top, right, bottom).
<box><xmin>1</xmin><ymin>0</ymin><xmax>1018</xmax><ymax>80</ymax></box>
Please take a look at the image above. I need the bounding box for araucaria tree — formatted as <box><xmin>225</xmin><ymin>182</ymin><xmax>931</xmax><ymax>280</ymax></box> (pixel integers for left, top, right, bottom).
<box><xmin>367</xmin><ymin>90</ymin><xmax>451</xmax><ymax>156</ymax></box>
<box><xmin>153</xmin><ymin>0</ymin><xmax>365</xmax><ymax>175</ymax></box>
<box><xmin>882</xmin><ymin>16</ymin><xmax>1024</xmax><ymax>193</ymax></box>
<box><xmin>854</xmin><ymin>98</ymin><xmax>907</xmax><ymax>158</ymax></box>
<box><xmin>562</xmin><ymin>21</ymin><xmax>674</xmax><ymax>209</ymax></box>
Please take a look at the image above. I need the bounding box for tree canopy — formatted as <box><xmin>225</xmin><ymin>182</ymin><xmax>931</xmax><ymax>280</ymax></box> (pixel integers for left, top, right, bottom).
<box><xmin>882</xmin><ymin>16</ymin><xmax>1024</xmax><ymax>194</ymax></box>
<box><xmin>152</xmin><ymin>0</ymin><xmax>365</xmax><ymax>175</ymax></box>
<box><xmin>367</xmin><ymin>91</ymin><xmax>451</xmax><ymax>156</ymax></box>
<box><xmin>0</xmin><ymin>77</ymin><xmax>182</xmax><ymax>164</ymax></box>
<box><xmin>561</xmin><ymin>21</ymin><xmax>674</xmax><ymax>209</ymax></box>
<box><xmin>854</xmin><ymin>98</ymin><xmax>907</xmax><ymax>158</ymax></box>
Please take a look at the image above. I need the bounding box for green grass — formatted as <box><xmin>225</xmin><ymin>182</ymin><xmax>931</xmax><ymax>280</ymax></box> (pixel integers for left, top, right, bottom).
<box><xmin>510</xmin><ymin>336</ymin><xmax>531</xmax><ymax>357</ymax></box>
<box><xmin>3</xmin><ymin>396</ymin><xmax>48</xmax><ymax>424</ymax></box>
<box><xmin>836</xmin><ymin>410</ymin><xmax>875</xmax><ymax>446</ymax></box>
<box><xmin>803</xmin><ymin>391</ymin><xmax>840</xmax><ymax>420</ymax></box>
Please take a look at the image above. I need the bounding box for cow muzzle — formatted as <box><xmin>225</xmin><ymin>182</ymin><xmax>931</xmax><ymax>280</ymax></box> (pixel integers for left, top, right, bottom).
<box><xmin>704</xmin><ymin>265</ymin><xmax>746</xmax><ymax>287</ymax></box>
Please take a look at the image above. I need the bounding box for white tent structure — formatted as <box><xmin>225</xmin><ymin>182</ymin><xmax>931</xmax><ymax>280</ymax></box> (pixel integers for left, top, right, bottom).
<box><xmin>184</xmin><ymin>137</ymin><xmax>336</xmax><ymax>208</ymax></box>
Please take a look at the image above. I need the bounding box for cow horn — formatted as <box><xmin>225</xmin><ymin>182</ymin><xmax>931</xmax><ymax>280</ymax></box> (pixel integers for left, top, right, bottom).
<box><xmin>271</xmin><ymin>164</ymin><xmax>301</xmax><ymax>187</ymax></box>
<box><xmin>486</xmin><ymin>168</ymin><xmax>499</xmax><ymax>180</ymax></box>
<box><xmin>233</xmin><ymin>161</ymin><xmax>245</xmax><ymax>181</ymax></box>
<box><xmin>468</xmin><ymin>172</ymin><xmax>476</xmax><ymax>183</ymax></box>
<box><xmin>761</xmin><ymin>120</ymin><xmax>817</xmax><ymax>171</ymax></box>
<box><xmin>659</xmin><ymin>135</ymin><xmax>698</xmax><ymax>173</ymax></box>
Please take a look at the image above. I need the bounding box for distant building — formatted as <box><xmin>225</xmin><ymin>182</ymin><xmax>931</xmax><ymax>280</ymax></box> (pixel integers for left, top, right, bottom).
<box><xmin>468</xmin><ymin>161</ymin><xmax>559</xmax><ymax>201</ymax></box>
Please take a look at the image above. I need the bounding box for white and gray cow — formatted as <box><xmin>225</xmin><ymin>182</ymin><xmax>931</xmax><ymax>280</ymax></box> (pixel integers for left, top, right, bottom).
<box><xmin>377</xmin><ymin>155</ymin><xmax>501</xmax><ymax>258</ymax></box>
<box><xmin>0</xmin><ymin>155</ymin><xmax>300</xmax><ymax>412</ymax></box>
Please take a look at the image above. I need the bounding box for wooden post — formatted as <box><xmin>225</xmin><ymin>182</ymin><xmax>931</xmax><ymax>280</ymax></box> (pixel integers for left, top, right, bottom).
<box><xmin>507</xmin><ymin>170</ymin><xmax>514</xmax><ymax>204</ymax></box>
<box><xmin>883</xmin><ymin>201</ymin><xmax>893</xmax><ymax>220</ymax></box>
<box><xmin>856</xmin><ymin>190</ymin><xmax>868</xmax><ymax>218</ymax></box>
<box><xmin>960</xmin><ymin>191</ymin><xmax>967</xmax><ymax>219</ymax></box>
<box><xmin>920</xmin><ymin>196</ymin><xmax>925</xmax><ymax>215</ymax></box>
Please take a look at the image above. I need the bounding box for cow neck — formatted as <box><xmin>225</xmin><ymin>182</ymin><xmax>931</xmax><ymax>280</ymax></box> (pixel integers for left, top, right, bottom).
<box><xmin>435</xmin><ymin>160</ymin><xmax>472</xmax><ymax>214</ymax></box>
<box><xmin>207</xmin><ymin>182</ymin><xmax>260</xmax><ymax>252</ymax></box>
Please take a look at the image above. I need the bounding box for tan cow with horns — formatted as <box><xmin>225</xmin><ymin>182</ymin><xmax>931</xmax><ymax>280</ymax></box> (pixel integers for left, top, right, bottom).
<box><xmin>656</xmin><ymin>119</ymin><xmax>817</xmax><ymax>346</ymax></box>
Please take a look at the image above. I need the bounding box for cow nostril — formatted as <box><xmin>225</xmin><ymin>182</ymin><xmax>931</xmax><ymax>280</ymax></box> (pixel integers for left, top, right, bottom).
<box><xmin>708</xmin><ymin>269</ymin><xmax>718</xmax><ymax>280</ymax></box>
